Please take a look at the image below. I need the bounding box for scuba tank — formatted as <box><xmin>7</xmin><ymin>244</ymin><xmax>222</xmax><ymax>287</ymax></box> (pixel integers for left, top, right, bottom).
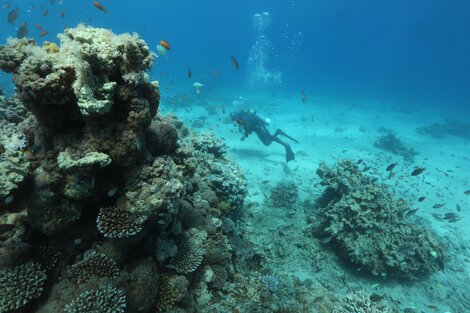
<box><xmin>248</xmin><ymin>109</ymin><xmax>271</xmax><ymax>125</ymax></box>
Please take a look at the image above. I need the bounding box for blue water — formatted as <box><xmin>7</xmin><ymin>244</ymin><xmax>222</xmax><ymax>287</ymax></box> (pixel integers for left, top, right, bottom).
<box><xmin>2</xmin><ymin>0</ymin><xmax>470</xmax><ymax>110</ymax></box>
<box><xmin>1</xmin><ymin>1</ymin><xmax>470</xmax><ymax>312</ymax></box>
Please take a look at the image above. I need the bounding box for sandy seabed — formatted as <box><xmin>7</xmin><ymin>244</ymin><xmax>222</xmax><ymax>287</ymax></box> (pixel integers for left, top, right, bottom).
<box><xmin>164</xmin><ymin>91</ymin><xmax>470</xmax><ymax>313</ymax></box>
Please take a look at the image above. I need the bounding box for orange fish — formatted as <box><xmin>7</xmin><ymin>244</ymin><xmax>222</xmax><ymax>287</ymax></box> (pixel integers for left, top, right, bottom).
<box><xmin>92</xmin><ymin>1</ymin><xmax>107</xmax><ymax>13</ymax></box>
<box><xmin>160</xmin><ymin>40</ymin><xmax>170</xmax><ymax>50</ymax></box>
<box><xmin>39</xmin><ymin>31</ymin><xmax>48</xmax><ymax>37</ymax></box>
<box><xmin>35</xmin><ymin>24</ymin><xmax>44</xmax><ymax>30</ymax></box>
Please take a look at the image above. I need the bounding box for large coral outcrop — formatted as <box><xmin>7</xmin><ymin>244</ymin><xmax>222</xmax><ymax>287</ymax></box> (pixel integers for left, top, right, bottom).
<box><xmin>0</xmin><ymin>25</ymin><xmax>252</xmax><ymax>313</ymax></box>
<box><xmin>312</xmin><ymin>160</ymin><xmax>445</xmax><ymax>279</ymax></box>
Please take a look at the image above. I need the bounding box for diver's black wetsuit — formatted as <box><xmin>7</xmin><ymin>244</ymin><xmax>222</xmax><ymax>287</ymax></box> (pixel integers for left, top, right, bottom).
<box><xmin>230</xmin><ymin>109</ymin><xmax>298</xmax><ymax>162</ymax></box>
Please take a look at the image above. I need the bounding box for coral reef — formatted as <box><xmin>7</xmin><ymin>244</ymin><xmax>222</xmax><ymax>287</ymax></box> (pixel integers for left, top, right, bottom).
<box><xmin>96</xmin><ymin>206</ymin><xmax>145</xmax><ymax>239</ymax></box>
<box><xmin>66</xmin><ymin>251</ymin><xmax>119</xmax><ymax>284</ymax></box>
<box><xmin>0</xmin><ymin>25</ymin><xmax>255</xmax><ymax>313</ymax></box>
<box><xmin>0</xmin><ymin>262</ymin><xmax>47</xmax><ymax>313</ymax></box>
<box><xmin>312</xmin><ymin>160</ymin><xmax>445</xmax><ymax>279</ymax></box>
<box><xmin>416</xmin><ymin>121</ymin><xmax>470</xmax><ymax>140</ymax></box>
<box><xmin>269</xmin><ymin>180</ymin><xmax>299</xmax><ymax>209</ymax></box>
<box><xmin>374</xmin><ymin>132</ymin><xmax>417</xmax><ymax>161</ymax></box>
<box><xmin>155</xmin><ymin>274</ymin><xmax>189</xmax><ymax>312</ymax></box>
<box><xmin>64</xmin><ymin>285</ymin><xmax>126</xmax><ymax>313</ymax></box>
<box><xmin>333</xmin><ymin>290</ymin><xmax>398</xmax><ymax>313</ymax></box>
<box><xmin>172</xmin><ymin>228</ymin><xmax>207</xmax><ymax>274</ymax></box>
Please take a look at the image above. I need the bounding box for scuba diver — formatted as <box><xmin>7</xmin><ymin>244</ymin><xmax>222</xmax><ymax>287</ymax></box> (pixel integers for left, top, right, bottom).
<box><xmin>230</xmin><ymin>109</ymin><xmax>298</xmax><ymax>162</ymax></box>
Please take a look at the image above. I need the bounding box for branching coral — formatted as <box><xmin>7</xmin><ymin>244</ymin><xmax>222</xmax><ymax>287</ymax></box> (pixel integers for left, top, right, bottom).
<box><xmin>0</xmin><ymin>262</ymin><xmax>47</xmax><ymax>313</ymax></box>
<box><xmin>333</xmin><ymin>290</ymin><xmax>398</xmax><ymax>313</ymax></box>
<box><xmin>66</xmin><ymin>251</ymin><xmax>119</xmax><ymax>284</ymax></box>
<box><xmin>64</xmin><ymin>285</ymin><xmax>126</xmax><ymax>313</ymax></box>
<box><xmin>155</xmin><ymin>275</ymin><xmax>189</xmax><ymax>312</ymax></box>
<box><xmin>97</xmin><ymin>206</ymin><xmax>145</xmax><ymax>239</ymax></box>
<box><xmin>173</xmin><ymin>228</ymin><xmax>208</xmax><ymax>274</ymax></box>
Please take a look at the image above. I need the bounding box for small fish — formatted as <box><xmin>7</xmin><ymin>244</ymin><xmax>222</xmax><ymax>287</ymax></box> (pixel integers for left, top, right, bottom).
<box><xmin>39</xmin><ymin>31</ymin><xmax>48</xmax><ymax>37</ymax></box>
<box><xmin>426</xmin><ymin>304</ymin><xmax>438</xmax><ymax>310</ymax></box>
<box><xmin>456</xmin><ymin>204</ymin><xmax>461</xmax><ymax>212</ymax></box>
<box><xmin>386</xmin><ymin>162</ymin><xmax>398</xmax><ymax>171</ymax></box>
<box><xmin>92</xmin><ymin>1</ymin><xmax>107</xmax><ymax>13</ymax></box>
<box><xmin>60</xmin><ymin>10</ymin><xmax>65</xmax><ymax>18</ymax></box>
<box><xmin>321</xmin><ymin>236</ymin><xmax>332</xmax><ymax>244</ymax></box>
<box><xmin>2</xmin><ymin>2</ymin><xmax>12</xmax><ymax>9</ymax></box>
<box><xmin>301</xmin><ymin>90</ymin><xmax>307</xmax><ymax>104</ymax></box>
<box><xmin>411</xmin><ymin>167</ymin><xmax>426</xmax><ymax>176</ymax></box>
<box><xmin>444</xmin><ymin>212</ymin><xmax>458</xmax><ymax>220</ymax></box>
<box><xmin>34</xmin><ymin>23</ymin><xmax>44</xmax><ymax>30</ymax></box>
<box><xmin>187</xmin><ymin>69</ymin><xmax>192</xmax><ymax>79</ymax></box>
<box><xmin>405</xmin><ymin>208</ymin><xmax>419</xmax><ymax>217</ymax></box>
<box><xmin>362</xmin><ymin>166</ymin><xmax>371</xmax><ymax>172</ymax></box>
<box><xmin>432</xmin><ymin>204</ymin><xmax>444</xmax><ymax>209</ymax></box>
<box><xmin>16</xmin><ymin>22</ymin><xmax>28</xmax><ymax>39</ymax></box>
<box><xmin>213</xmin><ymin>69</ymin><xmax>221</xmax><ymax>77</ymax></box>
<box><xmin>417</xmin><ymin>196</ymin><xmax>425</xmax><ymax>202</ymax></box>
<box><xmin>356</xmin><ymin>159</ymin><xmax>363</xmax><ymax>164</ymax></box>
<box><xmin>369</xmin><ymin>294</ymin><xmax>384</xmax><ymax>303</ymax></box>
<box><xmin>464</xmin><ymin>189</ymin><xmax>470</xmax><ymax>195</ymax></box>
<box><xmin>42</xmin><ymin>9</ymin><xmax>48</xmax><ymax>16</ymax></box>
<box><xmin>159</xmin><ymin>39</ymin><xmax>170</xmax><ymax>50</ymax></box>
<box><xmin>156</xmin><ymin>44</ymin><xmax>167</xmax><ymax>56</ymax></box>
<box><xmin>431</xmin><ymin>212</ymin><xmax>444</xmax><ymax>221</ymax></box>
<box><xmin>7</xmin><ymin>5</ymin><xmax>19</xmax><ymax>23</ymax></box>
<box><xmin>230</xmin><ymin>54</ymin><xmax>239</xmax><ymax>71</ymax></box>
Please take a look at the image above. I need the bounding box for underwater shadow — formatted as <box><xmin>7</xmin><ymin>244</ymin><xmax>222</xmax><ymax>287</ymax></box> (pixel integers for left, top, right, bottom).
<box><xmin>229</xmin><ymin>147</ymin><xmax>284</xmax><ymax>164</ymax></box>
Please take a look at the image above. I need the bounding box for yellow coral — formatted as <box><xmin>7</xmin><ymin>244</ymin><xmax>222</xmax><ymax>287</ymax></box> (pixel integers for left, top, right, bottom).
<box><xmin>42</xmin><ymin>41</ymin><xmax>60</xmax><ymax>53</ymax></box>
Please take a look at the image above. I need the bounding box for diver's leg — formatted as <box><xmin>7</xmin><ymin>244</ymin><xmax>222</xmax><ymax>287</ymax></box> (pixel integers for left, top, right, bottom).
<box><xmin>255</xmin><ymin>126</ymin><xmax>275</xmax><ymax>146</ymax></box>
<box><xmin>273</xmin><ymin>129</ymin><xmax>299</xmax><ymax>144</ymax></box>
<box><xmin>272</xmin><ymin>137</ymin><xmax>295</xmax><ymax>162</ymax></box>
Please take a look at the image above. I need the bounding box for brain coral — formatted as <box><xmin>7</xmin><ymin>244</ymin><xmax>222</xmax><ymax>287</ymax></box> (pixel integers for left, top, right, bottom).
<box><xmin>313</xmin><ymin>160</ymin><xmax>445</xmax><ymax>279</ymax></box>
<box><xmin>0</xmin><ymin>262</ymin><xmax>47</xmax><ymax>313</ymax></box>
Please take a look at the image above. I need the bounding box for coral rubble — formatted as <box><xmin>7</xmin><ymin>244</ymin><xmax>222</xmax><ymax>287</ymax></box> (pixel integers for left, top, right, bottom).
<box><xmin>312</xmin><ymin>160</ymin><xmax>445</xmax><ymax>279</ymax></box>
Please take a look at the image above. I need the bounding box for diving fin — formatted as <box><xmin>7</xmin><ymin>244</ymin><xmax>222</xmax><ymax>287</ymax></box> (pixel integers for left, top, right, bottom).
<box><xmin>285</xmin><ymin>145</ymin><xmax>295</xmax><ymax>162</ymax></box>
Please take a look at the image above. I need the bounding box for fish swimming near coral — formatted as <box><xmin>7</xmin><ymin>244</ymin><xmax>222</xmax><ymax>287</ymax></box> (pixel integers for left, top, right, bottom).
<box><xmin>411</xmin><ymin>167</ymin><xmax>426</xmax><ymax>176</ymax></box>
<box><xmin>386</xmin><ymin>162</ymin><xmax>398</xmax><ymax>171</ymax></box>
<box><xmin>16</xmin><ymin>22</ymin><xmax>28</xmax><ymax>39</ymax></box>
<box><xmin>160</xmin><ymin>40</ymin><xmax>170</xmax><ymax>50</ymax></box>
<box><xmin>464</xmin><ymin>189</ymin><xmax>470</xmax><ymax>195</ymax></box>
<box><xmin>92</xmin><ymin>1</ymin><xmax>107</xmax><ymax>13</ymax></box>
<box><xmin>417</xmin><ymin>196</ymin><xmax>425</xmax><ymax>202</ymax></box>
<box><xmin>230</xmin><ymin>55</ymin><xmax>239</xmax><ymax>71</ymax></box>
<box><xmin>432</xmin><ymin>203</ymin><xmax>445</xmax><ymax>209</ymax></box>
<box><xmin>156</xmin><ymin>44</ymin><xmax>167</xmax><ymax>56</ymax></box>
<box><xmin>7</xmin><ymin>5</ymin><xmax>19</xmax><ymax>23</ymax></box>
